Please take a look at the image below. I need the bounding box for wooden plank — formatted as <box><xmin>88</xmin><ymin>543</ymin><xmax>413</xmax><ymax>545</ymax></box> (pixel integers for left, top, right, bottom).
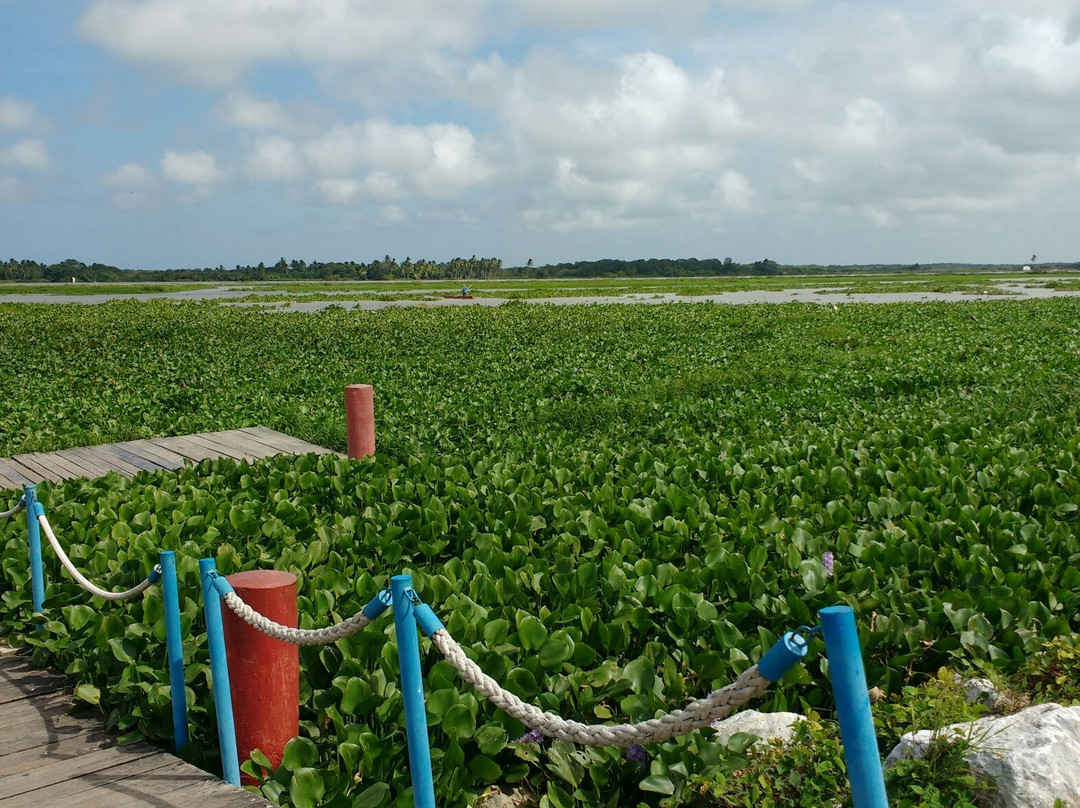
<box><xmin>153</xmin><ymin>436</ymin><xmax>220</xmax><ymax>463</ymax></box>
<box><xmin>27</xmin><ymin>452</ymin><xmax>88</xmax><ymax>482</ymax></box>
<box><xmin>95</xmin><ymin>443</ymin><xmax>169</xmax><ymax>473</ymax></box>
<box><xmin>0</xmin><ymin>729</ymin><xmax>113</xmax><ymax>777</ymax></box>
<box><xmin>0</xmin><ymin>693</ymin><xmax>75</xmax><ymax>732</ymax></box>
<box><xmin>0</xmin><ymin>472</ymin><xmax>19</xmax><ymax>492</ymax></box>
<box><xmin>70</xmin><ymin>446</ymin><xmax>144</xmax><ymax>478</ymax></box>
<box><xmin>191</xmin><ymin>432</ymin><xmax>262</xmax><ymax>461</ymax></box>
<box><xmin>236</xmin><ymin>427</ymin><xmax>337</xmax><ymax>456</ymax></box>
<box><xmin>49</xmin><ymin>449</ymin><xmax>112</xmax><ymax>479</ymax></box>
<box><xmin>3</xmin><ymin>455</ymin><xmax>55</xmax><ymax>484</ymax></box>
<box><xmin>0</xmin><ymin>755</ymin><xmax>182</xmax><ymax>808</ymax></box>
<box><xmin>0</xmin><ymin>459</ymin><xmax>33</xmax><ymax>487</ymax></box>
<box><xmin>174</xmin><ymin>433</ymin><xmax>251</xmax><ymax>462</ymax></box>
<box><xmin>246</xmin><ymin>427</ymin><xmax>337</xmax><ymax>455</ymax></box>
<box><xmin>1</xmin><ymin>717</ymin><xmax>95</xmax><ymax>758</ymax></box>
<box><xmin>116</xmin><ymin>440</ymin><xmax>189</xmax><ymax>470</ymax></box>
<box><xmin>9</xmin><ymin>453</ymin><xmax>64</xmax><ymax>483</ymax></box>
<box><xmin>0</xmin><ymin>670</ymin><xmax>66</xmax><ymax>704</ymax></box>
<box><xmin>0</xmin><ymin>744</ymin><xmax>159</xmax><ymax>800</ymax></box>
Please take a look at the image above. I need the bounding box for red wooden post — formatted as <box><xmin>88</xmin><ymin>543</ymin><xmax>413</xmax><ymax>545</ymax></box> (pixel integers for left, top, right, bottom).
<box><xmin>345</xmin><ymin>383</ymin><xmax>375</xmax><ymax>459</ymax></box>
<box><xmin>221</xmin><ymin>570</ymin><xmax>299</xmax><ymax>783</ymax></box>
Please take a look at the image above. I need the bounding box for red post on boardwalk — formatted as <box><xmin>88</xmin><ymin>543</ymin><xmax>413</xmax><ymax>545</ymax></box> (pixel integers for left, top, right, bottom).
<box><xmin>345</xmin><ymin>383</ymin><xmax>375</xmax><ymax>459</ymax></box>
<box><xmin>221</xmin><ymin>570</ymin><xmax>299</xmax><ymax>784</ymax></box>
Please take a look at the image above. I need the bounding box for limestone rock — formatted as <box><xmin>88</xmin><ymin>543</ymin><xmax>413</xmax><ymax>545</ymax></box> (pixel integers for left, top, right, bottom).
<box><xmin>710</xmin><ymin>709</ymin><xmax>805</xmax><ymax>746</ymax></box>
<box><xmin>885</xmin><ymin>703</ymin><xmax>1080</xmax><ymax>808</ymax></box>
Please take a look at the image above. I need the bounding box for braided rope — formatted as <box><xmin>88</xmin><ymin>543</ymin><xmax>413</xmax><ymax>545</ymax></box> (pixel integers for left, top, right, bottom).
<box><xmin>432</xmin><ymin>628</ymin><xmax>771</xmax><ymax>747</ymax></box>
<box><xmin>222</xmin><ymin>590</ymin><xmax>373</xmax><ymax>645</ymax></box>
<box><xmin>0</xmin><ymin>501</ymin><xmax>24</xmax><ymax>519</ymax></box>
<box><xmin>38</xmin><ymin>514</ymin><xmax>157</xmax><ymax>601</ymax></box>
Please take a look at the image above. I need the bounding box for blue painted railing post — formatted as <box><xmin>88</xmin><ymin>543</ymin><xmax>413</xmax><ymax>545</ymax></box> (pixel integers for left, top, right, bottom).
<box><xmin>161</xmin><ymin>550</ymin><xmax>189</xmax><ymax>750</ymax></box>
<box><xmin>391</xmin><ymin>574</ymin><xmax>437</xmax><ymax>808</ymax></box>
<box><xmin>24</xmin><ymin>485</ymin><xmax>45</xmax><ymax>623</ymax></box>
<box><xmin>200</xmin><ymin>557</ymin><xmax>241</xmax><ymax>786</ymax></box>
<box><xmin>820</xmin><ymin>605</ymin><xmax>888</xmax><ymax>808</ymax></box>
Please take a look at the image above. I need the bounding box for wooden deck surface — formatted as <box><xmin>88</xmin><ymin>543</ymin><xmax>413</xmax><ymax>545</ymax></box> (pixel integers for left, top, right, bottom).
<box><xmin>0</xmin><ymin>646</ymin><xmax>273</xmax><ymax>808</ymax></box>
<box><xmin>0</xmin><ymin>428</ymin><xmax>339</xmax><ymax>490</ymax></box>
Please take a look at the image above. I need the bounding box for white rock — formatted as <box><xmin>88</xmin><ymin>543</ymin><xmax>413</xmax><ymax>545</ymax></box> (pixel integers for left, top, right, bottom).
<box><xmin>885</xmin><ymin>703</ymin><xmax>1080</xmax><ymax>808</ymax></box>
<box><xmin>710</xmin><ymin>709</ymin><xmax>805</xmax><ymax>746</ymax></box>
<box><xmin>963</xmin><ymin>677</ymin><xmax>1000</xmax><ymax>710</ymax></box>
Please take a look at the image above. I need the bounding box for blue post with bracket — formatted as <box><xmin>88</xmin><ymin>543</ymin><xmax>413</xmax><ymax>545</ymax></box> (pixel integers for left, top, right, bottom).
<box><xmin>820</xmin><ymin>605</ymin><xmax>888</xmax><ymax>808</ymax></box>
<box><xmin>200</xmin><ymin>557</ymin><xmax>240</xmax><ymax>786</ymax></box>
<box><xmin>24</xmin><ymin>485</ymin><xmax>45</xmax><ymax>623</ymax></box>
<box><xmin>391</xmin><ymin>574</ymin><xmax>437</xmax><ymax>808</ymax></box>
<box><xmin>160</xmin><ymin>550</ymin><xmax>189</xmax><ymax>750</ymax></box>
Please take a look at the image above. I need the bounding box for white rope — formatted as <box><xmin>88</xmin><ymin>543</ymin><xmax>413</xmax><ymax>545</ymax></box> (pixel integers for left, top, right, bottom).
<box><xmin>0</xmin><ymin>501</ymin><xmax>23</xmax><ymax>519</ymax></box>
<box><xmin>222</xmin><ymin>590</ymin><xmax>372</xmax><ymax>645</ymax></box>
<box><xmin>432</xmin><ymin>628</ymin><xmax>771</xmax><ymax>747</ymax></box>
<box><xmin>38</xmin><ymin>514</ymin><xmax>156</xmax><ymax>601</ymax></box>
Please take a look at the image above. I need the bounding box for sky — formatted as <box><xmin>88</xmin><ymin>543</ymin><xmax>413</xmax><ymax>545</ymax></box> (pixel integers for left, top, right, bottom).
<box><xmin>1</xmin><ymin>1</ymin><xmax>1079</xmax><ymax>270</ymax></box>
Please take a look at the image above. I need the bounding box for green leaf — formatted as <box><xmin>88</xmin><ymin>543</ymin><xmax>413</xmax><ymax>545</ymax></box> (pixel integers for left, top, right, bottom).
<box><xmin>353</xmin><ymin>782</ymin><xmax>390</xmax><ymax>808</ymax></box>
<box><xmin>639</xmin><ymin>775</ymin><xmax>675</xmax><ymax>795</ymax></box>
<box><xmin>74</xmin><ymin>683</ymin><xmax>100</xmax><ymax>705</ymax></box>
<box><xmin>281</xmin><ymin>736</ymin><xmax>318</xmax><ymax>771</ymax></box>
<box><xmin>288</xmin><ymin>768</ymin><xmax>325</xmax><ymax>808</ymax></box>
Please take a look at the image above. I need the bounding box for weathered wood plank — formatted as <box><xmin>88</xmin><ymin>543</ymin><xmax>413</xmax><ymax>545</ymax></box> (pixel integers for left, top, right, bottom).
<box><xmin>27</xmin><ymin>452</ymin><xmax>88</xmax><ymax>482</ymax></box>
<box><xmin>191</xmin><ymin>431</ymin><xmax>264</xmax><ymax>461</ymax></box>
<box><xmin>5</xmin><ymin>454</ymin><xmax>60</xmax><ymax>484</ymax></box>
<box><xmin>0</xmin><ymin>458</ymin><xmax>35</xmax><ymax>487</ymax></box>
<box><xmin>2</xmin><ymin>429</ymin><xmax>336</xmax><ymax>485</ymax></box>
<box><xmin>116</xmin><ymin>439</ymin><xmax>190</xmax><ymax>469</ymax></box>
<box><xmin>237</xmin><ymin>426</ymin><xmax>339</xmax><ymax>456</ymax></box>
<box><xmin>1</xmin><ymin>755</ymin><xmax>183</xmax><ymax>808</ymax></box>
<box><xmin>95</xmin><ymin>443</ymin><xmax>169</xmax><ymax>473</ymax></box>
<box><xmin>0</xmin><ymin>744</ymin><xmax>160</xmax><ymax>800</ymax></box>
<box><xmin>49</xmin><ymin>449</ymin><xmax>111</xmax><ymax>479</ymax></box>
<box><xmin>71</xmin><ymin>446</ymin><xmax>145</xmax><ymax>477</ymax></box>
<box><xmin>152</xmin><ymin>435</ymin><xmax>221</xmax><ymax>462</ymax></box>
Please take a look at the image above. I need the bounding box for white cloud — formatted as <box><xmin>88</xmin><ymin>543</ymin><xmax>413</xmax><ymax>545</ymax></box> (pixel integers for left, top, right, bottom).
<box><xmin>161</xmin><ymin>150</ymin><xmax>226</xmax><ymax>185</ymax></box>
<box><xmin>303</xmin><ymin>120</ymin><xmax>490</xmax><ymax>197</ymax></box>
<box><xmin>101</xmin><ymin>162</ymin><xmax>153</xmax><ymax>190</ymax></box>
<box><xmin>317</xmin><ymin>178</ymin><xmax>360</xmax><ymax>205</ymax></box>
<box><xmin>219</xmin><ymin>92</ymin><xmax>289</xmax><ymax>130</ymax></box>
<box><xmin>79</xmin><ymin>0</ymin><xmax>487</xmax><ymax>84</ymax></box>
<box><xmin>246</xmin><ymin>136</ymin><xmax>302</xmax><ymax>182</ymax></box>
<box><xmin>0</xmin><ymin>97</ymin><xmax>38</xmax><ymax>131</ymax></box>
<box><xmin>0</xmin><ymin>139</ymin><xmax>49</xmax><ymax>171</ymax></box>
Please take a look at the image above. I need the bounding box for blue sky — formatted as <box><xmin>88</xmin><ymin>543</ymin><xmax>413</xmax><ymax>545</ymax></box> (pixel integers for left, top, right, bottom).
<box><xmin>2</xmin><ymin>0</ymin><xmax>1079</xmax><ymax>270</ymax></box>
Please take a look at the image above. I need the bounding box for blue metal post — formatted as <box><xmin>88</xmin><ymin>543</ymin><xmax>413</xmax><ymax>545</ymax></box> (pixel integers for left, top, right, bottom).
<box><xmin>391</xmin><ymin>574</ymin><xmax>437</xmax><ymax>808</ymax></box>
<box><xmin>161</xmin><ymin>550</ymin><xmax>189</xmax><ymax>750</ymax></box>
<box><xmin>200</xmin><ymin>557</ymin><xmax>240</xmax><ymax>786</ymax></box>
<box><xmin>24</xmin><ymin>485</ymin><xmax>45</xmax><ymax>622</ymax></box>
<box><xmin>820</xmin><ymin>605</ymin><xmax>888</xmax><ymax>808</ymax></box>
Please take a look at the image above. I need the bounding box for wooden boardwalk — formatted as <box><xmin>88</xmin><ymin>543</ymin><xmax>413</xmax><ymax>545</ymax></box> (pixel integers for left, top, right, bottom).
<box><xmin>0</xmin><ymin>428</ymin><xmax>339</xmax><ymax>489</ymax></box>
<box><xmin>0</xmin><ymin>646</ymin><xmax>273</xmax><ymax>807</ymax></box>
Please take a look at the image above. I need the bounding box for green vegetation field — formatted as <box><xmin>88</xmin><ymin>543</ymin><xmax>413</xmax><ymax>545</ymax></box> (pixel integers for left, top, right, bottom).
<box><xmin>2</xmin><ymin>300</ymin><xmax>1079</xmax><ymax>807</ymax></box>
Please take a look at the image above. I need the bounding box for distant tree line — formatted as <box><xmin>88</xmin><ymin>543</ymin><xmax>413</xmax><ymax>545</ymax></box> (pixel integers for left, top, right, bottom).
<box><xmin>3</xmin><ymin>255</ymin><xmax>1076</xmax><ymax>283</ymax></box>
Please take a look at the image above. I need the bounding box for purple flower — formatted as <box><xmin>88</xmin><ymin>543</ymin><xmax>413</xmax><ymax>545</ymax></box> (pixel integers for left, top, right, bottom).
<box><xmin>514</xmin><ymin>728</ymin><xmax>546</xmax><ymax>744</ymax></box>
<box><xmin>822</xmin><ymin>551</ymin><xmax>835</xmax><ymax>577</ymax></box>
<box><xmin>625</xmin><ymin>744</ymin><xmax>649</xmax><ymax>768</ymax></box>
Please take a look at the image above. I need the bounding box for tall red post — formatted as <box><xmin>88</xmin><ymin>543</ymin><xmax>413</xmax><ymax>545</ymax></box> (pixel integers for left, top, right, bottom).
<box><xmin>345</xmin><ymin>383</ymin><xmax>375</xmax><ymax>459</ymax></box>
<box><xmin>221</xmin><ymin>570</ymin><xmax>299</xmax><ymax>783</ymax></box>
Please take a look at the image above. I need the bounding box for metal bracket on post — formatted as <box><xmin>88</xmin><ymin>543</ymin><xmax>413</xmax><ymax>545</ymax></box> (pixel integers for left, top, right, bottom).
<box><xmin>820</xmin><ymin>605</ymin><xmax>888</xmax><ymax>808</ymax></box>
<box><xmin>24</xmin><ymin>485</ymin><xmax>45</xmax><ymax>626</ymax></box>
<box><xmin>160</xmin><ymin>550</ymin><xmax>189</xmax><ymax>751</ymax></box>
<box><xmin>200</xmin><ymin>558</ymin><xmax>241</xmax><ymax>787</ymax></box>
<box><xmin>391</xmin><ymin>574</ymin><xmax>437</xmax><ymax>808</ymax></box>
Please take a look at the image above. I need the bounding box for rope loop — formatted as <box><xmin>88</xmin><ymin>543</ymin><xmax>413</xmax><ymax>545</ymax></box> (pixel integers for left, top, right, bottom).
<box><xmin>432</xmin><ymin>627</ymin><xmax>771</xmax><ymax>747</ymax></box>
<box><xmin>38</xmin><ymin>513</ymin><xmax>157</xmax><ymax>601</ymax></box>
<box><xmin>0</xmin><ymin>500</ymin><xmax>24</xmax><ymax>520</ymax></box>
<box><xmin>221</xmin><ymin>589</ymin><xmax>375</xmax><ymax>645</ymax></box>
